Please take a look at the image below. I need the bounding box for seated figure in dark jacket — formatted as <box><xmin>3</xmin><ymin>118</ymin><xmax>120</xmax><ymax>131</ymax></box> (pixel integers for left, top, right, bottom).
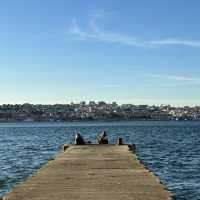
<box><xmin>97</xmin><ymin>131</ymin><xmax>108</xmax><ymax>144</ymax></box>
<box><xmin>75</xmin><ymin>133</ymin><xmax>85</xmax><ymax>145</ymax></box>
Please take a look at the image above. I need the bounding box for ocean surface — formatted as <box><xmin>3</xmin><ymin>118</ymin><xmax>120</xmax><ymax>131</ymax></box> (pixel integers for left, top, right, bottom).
<box><xmin>0</xmin><ymin>121</ymin><xmax>200</xmax><ymax>199</ymax></box>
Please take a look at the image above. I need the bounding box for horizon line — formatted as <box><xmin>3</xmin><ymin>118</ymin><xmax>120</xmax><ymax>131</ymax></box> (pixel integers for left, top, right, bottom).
<box><xmin>0</xmin><ymin>101</ymin><xmax>200</xmax><ymax>107</ymax></box>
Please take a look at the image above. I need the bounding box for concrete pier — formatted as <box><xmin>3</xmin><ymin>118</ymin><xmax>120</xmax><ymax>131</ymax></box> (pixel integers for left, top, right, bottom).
<box><xmin>3</xmin><ymin>145</ymin><xmax>173</xmax><ymax>200</ymax></box>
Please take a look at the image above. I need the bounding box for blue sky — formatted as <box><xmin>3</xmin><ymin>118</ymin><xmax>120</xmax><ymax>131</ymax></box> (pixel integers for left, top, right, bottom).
<box><xmin>1</xmin><ymin>0</ymin><xmax>200</xmax><ymax>105</ymax></box>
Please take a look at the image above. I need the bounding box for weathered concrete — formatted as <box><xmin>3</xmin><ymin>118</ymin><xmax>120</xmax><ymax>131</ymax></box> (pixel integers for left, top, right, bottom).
<box><xmin>3</xmin><ymin>145</ymin><xmax>173</xmax><ymax>200</ymax></box>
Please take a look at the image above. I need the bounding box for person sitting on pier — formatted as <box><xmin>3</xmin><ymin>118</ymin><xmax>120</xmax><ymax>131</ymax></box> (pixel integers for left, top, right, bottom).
<box><xmin>75</xmin><ymin>133</ymin><xmax>85</xmax><ymax>145</ymax></box>
<box><xmin>97</xmin><ymin>131</ymin><xmax>108</xmax><ymax>144</ymax></box>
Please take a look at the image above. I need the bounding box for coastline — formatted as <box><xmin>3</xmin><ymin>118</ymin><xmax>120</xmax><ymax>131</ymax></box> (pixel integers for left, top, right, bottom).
<box><xmin>0</xmin><ymin>119</ymin><xmax>200</xmax><ymax>124</ymax></box>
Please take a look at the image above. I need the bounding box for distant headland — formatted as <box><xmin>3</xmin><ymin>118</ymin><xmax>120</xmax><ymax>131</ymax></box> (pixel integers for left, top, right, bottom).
<box><xmin>0</xmin><ymin>101</ymin><xmax>200</xmax><ymax>122</ymax></box>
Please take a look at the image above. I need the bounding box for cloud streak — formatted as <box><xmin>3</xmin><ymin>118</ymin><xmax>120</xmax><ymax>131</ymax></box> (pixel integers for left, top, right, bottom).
<box><xmin>68</xmin><ymin>13</ymin><xmax>200</xmax><ymax>48</ymax></box>
<box><xmin>149</xmin><ymin>74</ymin><xmax>200</xmax><ymax>85</ymax></box>
<box><xmin>150</xmin><ymin>39</ymin><xmax>200</xmax><ymax>48</ymax></box>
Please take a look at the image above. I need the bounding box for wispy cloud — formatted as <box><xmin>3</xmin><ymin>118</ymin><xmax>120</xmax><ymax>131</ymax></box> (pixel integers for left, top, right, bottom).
<box><xmin>68</xmin><ymin>14</ymin><xmax>153</xmax><ymax>48</ymax></box>
<box><xmin>102</xmin><ymin>84</ymin><xmax>122</xmax><ymax>88</ymax></box>
<box><xmin>149</xmin><ymin>74</ymin><xmax>200</xmax><ymax>85</ymax></box>
<box><xmin>150</xmin><ymin>39</ymin><xmax>200</xmax><ymax>48</ymax></box>
<box><xmin>68</xmin><ymin>12</ymin><xmax>200</xmax><ymax>48</ymax></box>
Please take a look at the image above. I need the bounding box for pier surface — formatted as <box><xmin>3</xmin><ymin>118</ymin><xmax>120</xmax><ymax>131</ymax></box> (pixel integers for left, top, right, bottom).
<box><xmin>3</xmin><ymin>145</ymin><xmax>172</xmax><ymax>200</ymax></box>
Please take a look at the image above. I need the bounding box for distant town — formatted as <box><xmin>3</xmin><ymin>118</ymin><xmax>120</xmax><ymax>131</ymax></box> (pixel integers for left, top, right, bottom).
<box><xmin>0</xmin><ymin>102</ymin><xmax>200</xmax><ymax>122</ymax></box>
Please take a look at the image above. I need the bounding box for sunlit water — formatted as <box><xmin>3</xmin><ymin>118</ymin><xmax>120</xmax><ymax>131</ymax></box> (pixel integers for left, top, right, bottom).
<box><xmin>0</xmin><ymin>121</ymin><xmax>200</xmax><ymax>199</ymax></box>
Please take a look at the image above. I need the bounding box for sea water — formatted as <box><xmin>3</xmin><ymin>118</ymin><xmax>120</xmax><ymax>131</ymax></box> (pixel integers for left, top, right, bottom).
<box><xmin>0</xmin><ymin>121</ymin><xmax>200</xmax><ymax>199</ymax></box>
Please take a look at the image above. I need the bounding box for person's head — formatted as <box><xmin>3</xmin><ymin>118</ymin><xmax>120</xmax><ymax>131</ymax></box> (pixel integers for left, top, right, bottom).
<box><xmin>75</xmin><ymin>132</ymin><xmax>85</xmax><ymax>145</ymax></box>
<box><xmin>75</xmin><ymin>132</ymin><xmax>81</xmax><ymax>139</ymax></box>
<box><xmin>101</xmin><ymin>131</ymin><xmax>107</xmax><ymax>137</ymax></box>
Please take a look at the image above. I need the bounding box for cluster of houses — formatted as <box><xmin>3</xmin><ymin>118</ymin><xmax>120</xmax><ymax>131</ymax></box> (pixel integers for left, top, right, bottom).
<box><xmin>0</xmin><ymin>102</ymin><xmax>200</xmax><ymax>122</ymax></box>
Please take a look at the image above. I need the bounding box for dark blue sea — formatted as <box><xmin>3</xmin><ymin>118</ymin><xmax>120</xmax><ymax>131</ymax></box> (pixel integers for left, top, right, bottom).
<box><xmin>0</xmin><ymin>121</ymin><xmax>200</xmax><ymax>199</ymax></box>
